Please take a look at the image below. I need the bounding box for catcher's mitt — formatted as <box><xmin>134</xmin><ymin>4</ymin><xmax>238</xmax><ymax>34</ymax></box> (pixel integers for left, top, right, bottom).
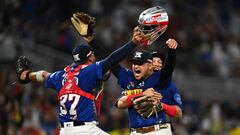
<box><xmin>71</xmin><ymin>12</ymin><xmax>96</xmax><ymax>37</ymax></box>
<box><xmin>16</xmin><ymin>56</ymin><xmax>33</xmax><ymax>84</ymax></box>
<box><xmin>133</xmin><ymin>95</ymin><xmax>163</xmax><ymax>118</ymax></box>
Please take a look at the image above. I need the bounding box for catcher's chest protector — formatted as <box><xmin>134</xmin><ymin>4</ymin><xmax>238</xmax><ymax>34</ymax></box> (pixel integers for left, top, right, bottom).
<box><xmin>58</xmin><ymin>65</ymin><xmax>95</xmax><ymax>100</ymax></box>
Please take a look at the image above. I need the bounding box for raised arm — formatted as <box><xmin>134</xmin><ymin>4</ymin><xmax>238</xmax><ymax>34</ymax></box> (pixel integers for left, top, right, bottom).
<box><xmin>79</xmin><ymin>36</ymin><xmax>122</xmax><ymax>78</ymax></box>
<box><xmin>101</xmin><ymin>26</ymin><xmax>143</xmax><ymax>74</ymax></box>
<box><xmin>159</xmin><ymin>39</ymin><xmax>178</xmax><ymax>82</ymax></box>
<box><xmin>71</xmin><ymin>11</ymin><xmax>126</xmax><ymax>78</ymax></box>
<box><xmin>79</xmin><ymin>26</ymin><xmax>143</xmax><ymax>75</ymax></box>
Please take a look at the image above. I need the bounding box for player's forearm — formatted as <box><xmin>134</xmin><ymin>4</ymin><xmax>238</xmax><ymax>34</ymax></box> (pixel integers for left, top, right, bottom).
<box><xmin>117</xmin><ymin>96</ymin><xmax>129</xmax><ymax>109</ymax></box>
<box><xmin>175</xmin><ymin>106</ymin><xmax>183</xmax><ymax>118</ymax></box>
<box><xmin>117</xmin><ymin>93</ymin><xmax>145</xmax><ymax>109</ymax></box>
<box><xmin>90</xmin><ymin>39</ymin><xmax>121</xmax><ymax>78</ymax></box>
<box><xmin>159</xmin><ymin>49</ymin><xmax>176</xmax><ymax>81</ymax></box>
<box><xmin>102</xmin><ymin>41</ymin><xmax>136</xmax><ymax>74</ymax></box>
<box><xmin>28</xmin><ymin>70</ymin><xmax>49</xmax><ymax>82</ymax></box>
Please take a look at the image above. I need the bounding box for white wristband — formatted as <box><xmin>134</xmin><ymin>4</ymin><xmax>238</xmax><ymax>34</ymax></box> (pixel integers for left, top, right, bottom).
<box><xmin>36</xmin><ymin>71</ymin><xmax>44</xmax><ymax>82</ymax></box>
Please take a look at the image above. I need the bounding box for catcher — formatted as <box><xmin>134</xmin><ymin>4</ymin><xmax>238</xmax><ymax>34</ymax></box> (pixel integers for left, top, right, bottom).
<box><xmin>16</xmin><ymin>25</ymin><xmax>145</xmax><ymax>135</ymax></box>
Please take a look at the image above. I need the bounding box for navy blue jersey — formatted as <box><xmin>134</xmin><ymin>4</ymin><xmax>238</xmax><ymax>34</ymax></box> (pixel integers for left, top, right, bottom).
<box><xmin>118</xmin><ymin>67</ymin><xmax>183</xmax><ymax>128</ymax></box>
<box><xmin>45</xmin><ymin>62</ymin><xmax>103</xmax><ymax>123</ymax></box>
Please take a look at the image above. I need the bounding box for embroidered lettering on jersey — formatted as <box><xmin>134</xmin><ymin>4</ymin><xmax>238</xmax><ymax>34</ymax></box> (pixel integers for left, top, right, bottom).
<box><xmin>124</xmin><ymin>89</ymin><xmax>143</xmax><ymax>96</ymax></box>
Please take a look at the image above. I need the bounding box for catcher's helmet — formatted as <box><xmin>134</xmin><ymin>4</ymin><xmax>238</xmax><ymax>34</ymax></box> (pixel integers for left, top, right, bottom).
<box><xmin>71</xmin><ymin>45</ymin><xmax>93</xmax><ymax>66</ymax></box>
<box><xmin>138</xmin><ymin>6</ymin><xmax>168</xmax><ymax>46</ymax></box>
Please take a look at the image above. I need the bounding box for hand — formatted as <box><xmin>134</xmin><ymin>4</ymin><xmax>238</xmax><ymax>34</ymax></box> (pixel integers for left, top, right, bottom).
<box><xmin>143</xmin><ymin>88</ymin><xmax>162</xmax><ymax>104</ymax></box>
<box><xmin>166</xmin><ymin>38</ymin><xmax>178</xmax><ymax>49</ymax></box>
<box><xmin>132</xmin><ymin>26</ymin><xmax>144</xmax><ymax>45</ymax></box>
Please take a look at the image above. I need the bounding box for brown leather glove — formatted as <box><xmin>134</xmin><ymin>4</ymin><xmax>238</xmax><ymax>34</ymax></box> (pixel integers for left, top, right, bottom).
<box><xmin>71</xmin><ymin>12</ymin><xmax>96</xmax><ymax>37</ymax></box>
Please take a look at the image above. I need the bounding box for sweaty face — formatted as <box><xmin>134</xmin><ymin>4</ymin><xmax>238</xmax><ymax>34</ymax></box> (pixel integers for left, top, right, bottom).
<box><xmin>132</xmin><ymin>62</ymin><xmax>153</xmax><ymax>80</ymax></box>
<box><xmin>152</xmin><ymin>57</ymin><xmax>162</xmax><ymax>71</ymax></box>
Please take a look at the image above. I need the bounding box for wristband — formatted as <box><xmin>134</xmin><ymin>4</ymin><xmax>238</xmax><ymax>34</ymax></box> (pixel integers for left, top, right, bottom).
<box><xmin>36</xmin><ymin>71</ymin><xmax>45</xmax><ymax>82</ymax></box>
<box><xmin>126</xmin><ymin>93</ymin><xmax>143</xmax><ymax>107</ymax></box>
<box><xmin>162</xmin><ymin>103</ymin><xmax>177</xmax><ymax>117</ymax></box>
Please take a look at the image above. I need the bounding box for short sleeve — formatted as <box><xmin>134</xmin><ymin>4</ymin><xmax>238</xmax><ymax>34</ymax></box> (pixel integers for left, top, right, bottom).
<box><xmin>44</xmin><ymin>71</ymin><xmax>62</xmax><ymax>89</ymax></box>
<box><xmin>170</xmin><ymin>84</ymin><xmax>183</xmax><ymax>109</ymax></box>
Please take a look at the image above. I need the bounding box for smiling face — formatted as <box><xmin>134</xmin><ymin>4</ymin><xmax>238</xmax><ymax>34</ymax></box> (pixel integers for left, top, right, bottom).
<box><xmin>132</xmin><ymin>61</ymin><xmax>154</xmax><ymax>80</ymax></box>
<box><xmin>152</xmin><ymin>57</ymin><xmax>162</xmax><ymax>71</ymax></box>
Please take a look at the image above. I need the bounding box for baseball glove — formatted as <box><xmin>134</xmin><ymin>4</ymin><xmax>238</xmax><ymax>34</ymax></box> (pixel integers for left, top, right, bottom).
<box><xmin>16</xmin><ymin>56</ymin><xmax>33</xmax><ymax>84</ymax></box>
<box><xmin>132</xmin><ymin>95</ymin><xmax>155</xmax><ymax>118</ymax></box>
<box><xmin>71</xmin><ymin>12</ymin><xmax>96</xmax><ymax>37</ymax></box>
<box><xmin>133</xmin><ymin>95</ymin><xmax>163</xmax><ymax>118</ymax></box>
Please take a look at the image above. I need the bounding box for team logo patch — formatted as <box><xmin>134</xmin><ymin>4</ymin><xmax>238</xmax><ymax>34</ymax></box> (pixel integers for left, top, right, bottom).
<box><xmin>174</xmin><ymin>94</ymin><xmax>182</xmax><ymax>105</ymax></box>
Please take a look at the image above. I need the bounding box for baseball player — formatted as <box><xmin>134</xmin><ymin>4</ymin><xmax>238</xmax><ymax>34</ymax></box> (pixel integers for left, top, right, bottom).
<box><xmin>151</xmin><ymin>51</ymin><xmax>183</xmax><ymax>133</ymax></box>
<box><xmin>115</xmin><ymin>6</ymin><xmax>183</xmax><ymax>135</ymax></box>
<box><xmin>116</xmin><ymin>39</ymin><xmax>183</xmax><ymax>135</ymax></box>
<box><xmin>16</xmin><ymin>26</ymin><xmax>144</xmax><ymax>135</ymax></box>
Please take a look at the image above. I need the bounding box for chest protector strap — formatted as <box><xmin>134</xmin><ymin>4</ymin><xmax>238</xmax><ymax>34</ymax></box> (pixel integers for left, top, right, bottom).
<box><xmin>58</xmin><ymin>65</ymin><xmax>95</xmax><ymax>100</ymax></box>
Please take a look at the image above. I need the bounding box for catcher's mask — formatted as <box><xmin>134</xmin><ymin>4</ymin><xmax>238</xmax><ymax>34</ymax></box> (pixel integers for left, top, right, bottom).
<box><xmin>138</xmin><ymin>6</ymin><xmax>169</xmax><ymax>46</ymax></box>
<box><xmin>71</xmin><ymin>45</ymin><xmax>93</xmax><ymax>66</ymax></box>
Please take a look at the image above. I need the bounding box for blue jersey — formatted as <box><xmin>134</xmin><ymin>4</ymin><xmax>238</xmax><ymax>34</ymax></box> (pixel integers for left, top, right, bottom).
<box><xmin>117</xmin><ymin>67</ymin><xmax>183</xmax><ymax>128</ymax></box>
<box><xmin>45</xmin><ymin>62</ymin><xmax>103</xmax><ymax>123</ymax></box>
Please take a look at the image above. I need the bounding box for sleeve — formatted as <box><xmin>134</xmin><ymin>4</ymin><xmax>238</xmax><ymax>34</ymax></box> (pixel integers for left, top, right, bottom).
<box><xmin>90</xmin><ymin>39</ymin><xmax>121</xmax><ymax>78</ymax></box>
<box><xmin>171</xmin><ymin>84</ymin><xmax>183</xmax><ymax>110</ymax></box>
<box><xmin>101</xmin><ymin>41</ymin><xmax>136</xmax><ymax>74</ymax></box>
<box><xmin>117</xmin><ymin>66</ymin><xmax>130</xmax><ymax>89</ymax></box>
<box><xmin>95</xmin><ymin>61</ymin><xmax>103</xmax><ymax>80</ymax></box>
<box><xmin>80</xmin><ymin>37</ymin><xmax>128</xmax><ymax>79</ymax></box>
<box><xmin>44</xmin><ymin>71</ymin><xmax>61</xmax><ymax>89</ymax></box>
<box><xmin>158</xmin><ymin>49</ymin><xmax>176</xmax><ymax>87</ymax></box>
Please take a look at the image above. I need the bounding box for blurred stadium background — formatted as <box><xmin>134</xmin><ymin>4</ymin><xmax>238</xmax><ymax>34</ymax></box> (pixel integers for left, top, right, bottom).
<box><xmin>1</xmin><ymin>0</ymin><xmax>240</xmax><ymax>134</ymax></box>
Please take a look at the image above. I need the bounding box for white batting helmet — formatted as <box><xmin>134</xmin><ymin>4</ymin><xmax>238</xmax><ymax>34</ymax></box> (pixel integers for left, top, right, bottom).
<box><xmin>138</xmin><ymin>6</ymin><xmax>169</xmax><ymax>46</ymax></box>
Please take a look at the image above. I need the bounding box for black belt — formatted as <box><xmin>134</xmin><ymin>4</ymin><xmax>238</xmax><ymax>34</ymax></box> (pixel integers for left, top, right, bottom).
<box><xmin>60</xmin><ymin>121</ymin><xmax>85</xmax><ymax>128</ymax></box>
